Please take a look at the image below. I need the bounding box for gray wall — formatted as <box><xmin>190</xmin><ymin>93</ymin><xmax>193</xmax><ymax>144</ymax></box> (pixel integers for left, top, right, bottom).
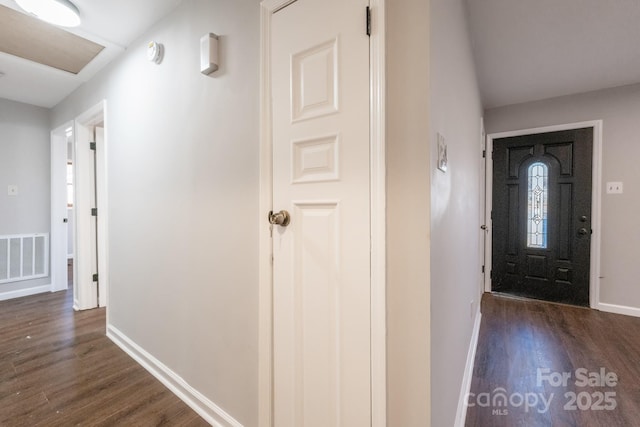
<box><xmin>386</xmin><ymin>0</ymin><xmax>431</xmax><ymax>425</ymax></box>
<box><xmin>430</xmin><ymin>0</ymin><xmax>484</xmax><ymax>425</ymax></box>
<box><xmin>51</xmin><ymin>0</ymin><xmax>260</xmax><ymax>424</ymax></box>
<box><xmin>0</xmin><ymin>98</ymin><xmax>51</xmax><ymax>294</ymax></box>
<box><xmin>485</xmin><ymin>83</ymin><xmax>640</xmax><ymax>311</ymax></box>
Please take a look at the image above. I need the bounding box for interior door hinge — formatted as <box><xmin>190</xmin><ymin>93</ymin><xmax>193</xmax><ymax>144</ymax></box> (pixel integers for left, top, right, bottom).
<box><xmin>91</xmin><ymin>208</ymin><xmax>98</xmax><ymax>217</ymax></box>
<box><xmin>90</xmin><ymin>142</ymin><xmax>96</xmax><ymax>151</ymax></box>
<box><xmin>92</xmin><ymin>273</ymin><xmax>99</xmax><ymax>282</ymax></box>
<box><xmin>482</xmin><ymin>150</ymin><xmax>486</xmax><ymax>158</ymax></box>
<box><xmin>366</xmin><ymin>6</ymin><xmax>371</xmax><ymax>36</ymax></box>
<box><xmin>482</xmin><ymin>265</ymin><xmax>485</xmax><ymax>274</ymax></box>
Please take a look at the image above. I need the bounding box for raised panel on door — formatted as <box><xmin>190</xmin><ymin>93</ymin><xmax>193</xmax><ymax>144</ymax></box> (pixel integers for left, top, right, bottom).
<box><xmin>270</xmin><ymin>0</ymin><xmax>371</xmax><ymax>426</ymax></box>
<box><xmin>293</xmin><ymin>202</ymin><xmax>340</xmax><ymax>426</ymax></box>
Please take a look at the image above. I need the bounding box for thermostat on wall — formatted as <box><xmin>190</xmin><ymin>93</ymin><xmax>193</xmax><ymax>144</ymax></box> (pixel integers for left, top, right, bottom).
<box><xmin>200</xmin><ymin>33</ymin><xmax>219</xmax><ymax>75</ymax></box>
<box><xmin>147</xmin><ymin>41</ymin><xmax>164</xmax><ymax>64</ymax></box>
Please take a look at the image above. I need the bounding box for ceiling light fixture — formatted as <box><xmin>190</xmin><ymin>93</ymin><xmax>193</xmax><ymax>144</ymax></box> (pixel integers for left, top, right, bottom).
<box><xmin>15</xmin><ymin>0</ymin><xmax>81</xmax><ymax>27</ymax></box>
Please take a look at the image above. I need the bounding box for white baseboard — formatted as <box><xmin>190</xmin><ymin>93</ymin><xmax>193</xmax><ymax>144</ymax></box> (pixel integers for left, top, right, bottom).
<box><xmin>0</xmin><ymin>284</ymin><xmax>52</xmax><ymax>302</ymax></box>
<box><xmin>454</xmin><ymin>309</ymin><xmax>482</xmax><ymax>427</ymax></box>
<box><xmin>598</xmin><ymin>302</ymin><xmax>640</xmax><ymax>318</ymax></box>
<box><xmin>107</xmin><ymin>324</ymin><xmax>243</xmax><ymax>427</ymax></box>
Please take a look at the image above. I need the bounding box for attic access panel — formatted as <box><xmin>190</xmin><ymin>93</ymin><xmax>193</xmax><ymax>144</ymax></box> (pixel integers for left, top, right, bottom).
<box><xmin>0</xmin><ymin>4</ymin><xmax>104</xmax><ymax>74</ymax></box>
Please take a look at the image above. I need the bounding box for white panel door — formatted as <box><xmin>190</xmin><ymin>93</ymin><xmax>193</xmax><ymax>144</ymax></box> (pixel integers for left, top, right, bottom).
<box><xmin>95</xmin><ymin>126</ymin><xmax>107</xmax><ymax>307</ymax></box>
<box><xmin>89</xmin><ymin>131</ymin><xmax>98</xmax><ymax>297</ymax></box>
<box><xmin>50</xmin><ymin>128</ymin><xmax>69</xmax><ymax>292</ymax></box>
<box><xmin>271</xmin><ymin>0</ymin><xmax>371</xmax><ymax>426</ymax></box>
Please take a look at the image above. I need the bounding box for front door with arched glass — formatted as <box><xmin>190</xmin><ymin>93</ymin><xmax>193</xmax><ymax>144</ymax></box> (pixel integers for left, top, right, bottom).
<box><xmin>491</xmin><ymin>128</ymin><xmax>593</xmax><ymax>306</ymax></box>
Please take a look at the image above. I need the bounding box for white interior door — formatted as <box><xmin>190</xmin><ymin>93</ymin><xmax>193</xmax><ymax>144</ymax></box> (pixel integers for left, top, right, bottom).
<box><xmin>271</xmin><ymin>0</ymin><xmax>371</xmax><ymax>425</ymax></box>
<box><xmin>89</xmin><ymin>128</ymin><xmax>98</xmax><ymax>299</ymax></box>
<box><xmin>74</xmin><ymin>121</ymin><xmax>99</xmax><ymax>309</ymax></box>
<box><xmin>95</xmin><ymin>126</ymin><xmax>108</xmax><ymax>307</ymax></box>
<box><xmin>50</xmin><ymin>124</ymin><xmax>71</xmax><ymax>293</ymax></box>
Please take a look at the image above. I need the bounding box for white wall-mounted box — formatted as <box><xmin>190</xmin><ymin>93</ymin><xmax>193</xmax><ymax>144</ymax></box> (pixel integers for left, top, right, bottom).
<box><xmin>200</xmin><ymin>33</ymin><xmax>219</xmax><ymax>75</ymax></box>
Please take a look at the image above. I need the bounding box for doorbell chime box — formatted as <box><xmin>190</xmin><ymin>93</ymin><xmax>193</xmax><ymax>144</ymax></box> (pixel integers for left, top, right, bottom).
<box><xmin>200</xmin><ymin>33</ymin><xmax>219</xmax><ymax>75</ymax></box>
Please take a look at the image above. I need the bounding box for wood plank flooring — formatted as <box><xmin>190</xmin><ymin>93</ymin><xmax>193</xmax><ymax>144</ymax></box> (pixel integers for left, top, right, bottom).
<box><xmin>0</xmin><ymin>287</ymin><xmax>209</xmax><ymax>426</ymax></box>
<box><xmin>466</xmin><ymin>293</ymin><xmax>640</xmax><ymax>426</ymax></box>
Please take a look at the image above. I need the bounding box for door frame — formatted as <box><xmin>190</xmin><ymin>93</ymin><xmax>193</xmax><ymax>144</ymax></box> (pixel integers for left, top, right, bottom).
<box><xmin>50</xmin><ymin>121</ymin><xmax>74</xmax><ymax>293</ymax></box>
<box><xmin>484</xmin><ymin>120</ymin><xmax>603</xmax><ymax>309</ymax></box>
<box><xmin>73</xmin><ymin>100</ymin><xmax>110</xmax><ymax>310</ymax></box>
<box><xmin>258</xmin><ymin>1</ymin><xmax>387</xmax><ymax>426</ymax></box>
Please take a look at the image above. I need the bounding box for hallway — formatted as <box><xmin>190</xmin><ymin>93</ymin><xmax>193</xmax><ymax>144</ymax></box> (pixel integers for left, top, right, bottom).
<box><xmin>0</xmin><ymin>290</ymin><xmax>208</xmax><ymax>426</ymax></box>
<box><xmin>466</xmin><ymin>294</ymin><xmax>640</xmax><ymax>426</ymax></box>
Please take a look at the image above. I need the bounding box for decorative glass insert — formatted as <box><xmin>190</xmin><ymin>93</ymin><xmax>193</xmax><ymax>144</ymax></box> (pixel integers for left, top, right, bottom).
<box><xmin>527</xmin><ymin>162</ymin><xmax>548</xmax><ymax>248</ymax></box>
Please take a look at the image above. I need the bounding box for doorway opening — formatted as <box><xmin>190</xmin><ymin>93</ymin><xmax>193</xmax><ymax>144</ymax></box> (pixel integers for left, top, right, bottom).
<box><xmin>74</xmin><ymin>101</ymin><xmax>108</xmax><ymax>310</ymax></box>
<box><xmin>51</xmin><ymin>101</ymin><xmax>109</xmax><ymax>311</ymax></box>
<box><xmin>66</xmin><ymin>129</ymin><xmax>75</xmax><ymax>293</ymax></box>
<box><xmin>50</xmin><ymin>122</ymin><xmax>74</xmax><ymax>295</ymax></box>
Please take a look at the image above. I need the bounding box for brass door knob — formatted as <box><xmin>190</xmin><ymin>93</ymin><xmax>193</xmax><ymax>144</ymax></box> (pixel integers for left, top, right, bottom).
<box><xmin>269</xmin><ymin>210</ymin><xmax>290</xmax><ymax>227</ymax></box>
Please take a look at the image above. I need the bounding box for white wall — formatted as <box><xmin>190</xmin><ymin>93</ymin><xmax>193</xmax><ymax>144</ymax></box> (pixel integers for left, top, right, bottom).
<box><xmin>0</xmin><ymin>98</ymin><xmax>51</xmax><ymax>295</ymax></box>
<box><xmin>430</xmin><ymin>0</ymin><xmax>484</xmax><ymax>425</ymax></box>
<box><xmin>386</xmin><ymin>1</ymin><xmax>431</xmax><ymax>426</ymax></box>
<box><xmin>51</xmin><ymin>0</ymin><xmax>260</xmax><ymax>425</ymax></box>
<box><xmin>485</xmin><ymin>83</ymin><xmax>640</xmax><ymax>313</ymax></box>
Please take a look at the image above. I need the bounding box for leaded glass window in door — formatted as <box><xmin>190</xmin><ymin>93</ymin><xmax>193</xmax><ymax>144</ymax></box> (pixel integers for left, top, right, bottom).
<box><xmin>527</xmin><ymin>162</ymin><xmax>548</xmax><ymax>248</ymax></box>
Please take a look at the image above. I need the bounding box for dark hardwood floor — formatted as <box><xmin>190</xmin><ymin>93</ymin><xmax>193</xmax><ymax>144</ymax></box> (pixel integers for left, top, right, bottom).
<box><xmin>466</xmin><ymin>293</ymin><xmax>640</xmax><ymax>426</ymax></box>
<box><xmin>0</xmin><ymin>268</ymin><xmax>209</xmax><ymax>426</ymax></box>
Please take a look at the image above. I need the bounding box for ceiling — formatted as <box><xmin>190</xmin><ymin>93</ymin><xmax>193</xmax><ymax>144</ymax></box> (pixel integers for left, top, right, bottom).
<box><xmin>0</xmin><ymin>0</ymin><xmax>183</xmax><ymax>108</ymax></box>
<box><xmin>4</xmin><ymin>1</ymin><xmax>640</xmax><ymax>110</ymax></box>
<box><xmin>465</xmin><ymin>0</ymin><xmax>640</xmax><ymax>109</ymax></box>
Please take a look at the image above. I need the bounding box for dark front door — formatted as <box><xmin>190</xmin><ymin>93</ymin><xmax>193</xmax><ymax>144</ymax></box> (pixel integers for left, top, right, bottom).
<box><xmin>491</xmin><ymin>128</ymin><xmax>593</xmax><ymax>306</ymax></box>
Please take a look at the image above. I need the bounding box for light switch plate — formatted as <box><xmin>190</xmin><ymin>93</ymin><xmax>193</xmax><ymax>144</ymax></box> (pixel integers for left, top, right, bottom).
<box><xmin>606</xmin><ymin>182</ymin><xmax>623</xmax><ymax>194</ymax></box>
<box><xmin>7</xmin><ymin>185</ymin><xmax>18</xmax><ymax>196</ymax></box>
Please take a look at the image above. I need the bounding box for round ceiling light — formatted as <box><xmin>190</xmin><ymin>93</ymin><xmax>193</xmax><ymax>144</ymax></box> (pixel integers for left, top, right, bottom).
<box><xmin>15</xmin><ymin>0</ymin><xmax>81</xmax><ymax>27</ymax></box>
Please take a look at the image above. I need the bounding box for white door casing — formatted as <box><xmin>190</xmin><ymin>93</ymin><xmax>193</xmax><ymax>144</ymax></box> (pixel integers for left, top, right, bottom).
<box><xmin>270</xmin><ymin>0</ymin><xmax>372</xmax><ymax>426</ymax></box>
